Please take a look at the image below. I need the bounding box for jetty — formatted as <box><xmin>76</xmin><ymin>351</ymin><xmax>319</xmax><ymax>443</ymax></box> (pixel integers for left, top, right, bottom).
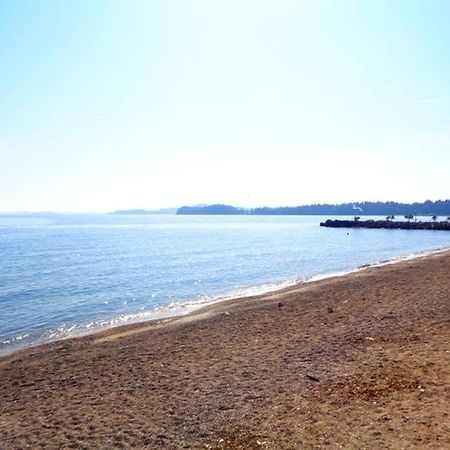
<box><xmin>320</xmin><ymin>219</ymin><xmax>450</xmax><ymax>231</ymax></box>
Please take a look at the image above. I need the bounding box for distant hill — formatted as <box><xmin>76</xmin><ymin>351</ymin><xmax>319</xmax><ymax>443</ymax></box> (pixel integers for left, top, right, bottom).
<box><xmin>177</xmin><ymin>200</ymin><xmax>450</xmax><ymax>216</ymax></box>
<box><xmin>112</xmin><ymin>208</ymin><xmax>178</xmax><ymax>215</ymax></box>
<box><xmin>176</xmin><ymin>204</ymin><xmax>247</xmax><ymax>215</ymax></box>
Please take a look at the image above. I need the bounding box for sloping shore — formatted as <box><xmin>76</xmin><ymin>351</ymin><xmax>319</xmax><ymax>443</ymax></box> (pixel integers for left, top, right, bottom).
<box><xmin>1</xmin><ymin>251</ymin><xmax>449</xmax><ymax>449</ymax></box>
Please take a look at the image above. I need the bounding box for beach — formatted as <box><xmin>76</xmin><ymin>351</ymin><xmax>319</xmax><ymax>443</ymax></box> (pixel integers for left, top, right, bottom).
<box><xmin>1</xmin><ymin>250</ymin><xmax>449</xmax><ymax>449</ymax></box>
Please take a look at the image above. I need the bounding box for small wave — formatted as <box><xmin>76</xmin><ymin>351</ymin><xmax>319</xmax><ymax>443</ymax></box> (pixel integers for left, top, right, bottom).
<box><xmin>368</xmin><ymin>246</ymin><xmax>449</xmax><ymax>268</ymax></box>
<box><xmin>1</xmin><ymin>333</ymin><xmax>30</xmax><ymax>346</ymax></box>
<box><xmin>1</xmin><ymin>246</ymin><xmax>448</xmax><ymax>357</ymax></box>
<box><xmin>306</xmin><ymin>246</ymin><xmax>449</xmax><ymax>283</ymax></box>
<box><xmin>0</xmin><ymin>279</ymin><xmax>298</xmax><ymax>356</ymax></box>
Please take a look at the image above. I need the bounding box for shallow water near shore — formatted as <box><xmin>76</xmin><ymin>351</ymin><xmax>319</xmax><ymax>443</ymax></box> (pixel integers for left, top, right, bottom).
<box><xmin>1</xmin><ymin>213</ymin><xmax>449</xmax><ymax>354</ymax></box>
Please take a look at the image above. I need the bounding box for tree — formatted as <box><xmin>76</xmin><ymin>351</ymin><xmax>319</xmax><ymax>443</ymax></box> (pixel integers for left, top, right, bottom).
<box><xmin>354</xmin><ymin>216</ymin><xmax>361</xmax><ymax>222</ymax></box>
<box><xmin>404</xmin><ymin>214</ymin><xmax>414</xmax><ymax>222</ymax></box>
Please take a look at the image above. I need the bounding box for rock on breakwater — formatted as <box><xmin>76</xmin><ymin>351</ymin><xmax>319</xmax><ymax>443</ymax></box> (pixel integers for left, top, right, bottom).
<box><xmin>320</xmin><ymin>219</ymin><xmax>450</xmax><ymax>231</ymax></box>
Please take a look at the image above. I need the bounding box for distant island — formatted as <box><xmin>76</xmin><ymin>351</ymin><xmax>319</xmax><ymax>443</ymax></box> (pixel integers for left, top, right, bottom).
<box><xmin>176</xmin><ymin>200</ymin><xmax>450</xmax><ymax>216</ymax></box>
<box><xmin>112</xmin><ymin>208</ymin><xmax>178</xmax><ymax>215</ymax></box>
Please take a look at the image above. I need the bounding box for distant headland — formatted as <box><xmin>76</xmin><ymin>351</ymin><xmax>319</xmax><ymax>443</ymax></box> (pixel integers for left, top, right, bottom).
<box><xmin>176</xmin><ymin>200</ymin><xmax>450</xmax><ymax>216</ymax></box>
<box><xmin>111</xmin><ymin>208</ymin><xmax>178</xmax><ymax>215</ymax></box>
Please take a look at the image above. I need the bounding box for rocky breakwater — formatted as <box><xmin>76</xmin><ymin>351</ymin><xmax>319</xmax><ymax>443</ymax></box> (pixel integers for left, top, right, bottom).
<box><xmin>320</xmin><ymin>219</ymin><xmax>450</xmax><ymax>231</ymax></box>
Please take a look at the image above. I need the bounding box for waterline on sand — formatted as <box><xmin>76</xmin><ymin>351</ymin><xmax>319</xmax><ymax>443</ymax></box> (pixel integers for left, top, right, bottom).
<box><xmin>1</xmin><ymin>245</ymin><xmax>448</xmax><ymax>356</ymax></box>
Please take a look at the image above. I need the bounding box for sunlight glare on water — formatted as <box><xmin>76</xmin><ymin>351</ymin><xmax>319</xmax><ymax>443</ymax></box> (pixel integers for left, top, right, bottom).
<box><xmin>1</xmin><ymin>213</ymin><xmax>449</xmax><ymax>354</ymax></box>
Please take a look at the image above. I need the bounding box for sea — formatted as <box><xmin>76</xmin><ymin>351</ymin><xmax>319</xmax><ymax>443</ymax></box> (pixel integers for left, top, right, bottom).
<box><xmin>1</xmin><ymin>213</ymin><xmax>449</xmax><ymax>355</ymax></box>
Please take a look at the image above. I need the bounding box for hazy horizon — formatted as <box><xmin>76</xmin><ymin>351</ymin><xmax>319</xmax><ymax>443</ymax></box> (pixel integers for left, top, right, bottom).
<box><xmin>1</xmin><ymin>1</ymin><xmax>449</xmax><ymax>212</ymax></box>
<box><xmin>1</xmin><ymin>198</ymin><xmax>449</xmax><ymax>215</ymax></box>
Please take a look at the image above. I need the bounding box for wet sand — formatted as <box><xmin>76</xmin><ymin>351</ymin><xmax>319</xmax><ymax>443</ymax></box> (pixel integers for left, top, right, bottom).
<box><xmin>1</xmin><ymin>251</ymin><xmax>449</xmax><ymax>449</ymax></box>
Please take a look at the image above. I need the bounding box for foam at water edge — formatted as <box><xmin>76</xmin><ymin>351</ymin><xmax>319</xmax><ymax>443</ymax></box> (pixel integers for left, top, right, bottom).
<box><xmin>306</xmin><ymin>246</ymin><xmax>449</xmax><ymax>283</ymax></box>
<box><xmin>0</xmin><ymin>279</ymin><xmax>300</xmax><ymax>356</ymax></box>
<box><xmin>1</xmin><ymin>245</ymin><xmax>448</xmax><ymax>357</ymax></box>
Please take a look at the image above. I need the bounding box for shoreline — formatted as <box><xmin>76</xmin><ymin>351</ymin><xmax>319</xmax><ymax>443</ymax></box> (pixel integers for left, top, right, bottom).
<box><xmin>1</xmin><ymin>249</ymin><xmax>449</xmax><ymax>448</ymax></box>
<box><xmin>1</xmin><ymin>245</ymin><xmax>449</xmax><ymax>358</ymax></box>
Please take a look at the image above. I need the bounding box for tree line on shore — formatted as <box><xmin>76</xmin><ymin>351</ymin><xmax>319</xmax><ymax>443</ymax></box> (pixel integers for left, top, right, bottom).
<box><xmin>177</xmin><ymin>200</ymin><xmax>450</xmax><ymax>216</ymax></box>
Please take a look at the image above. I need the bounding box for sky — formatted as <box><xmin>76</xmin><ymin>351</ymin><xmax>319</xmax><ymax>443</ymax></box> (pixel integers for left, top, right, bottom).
<box><xmin>0</xmin><ymin>0</ymin><xmax>449</xmax><ymax>212</ymax></box>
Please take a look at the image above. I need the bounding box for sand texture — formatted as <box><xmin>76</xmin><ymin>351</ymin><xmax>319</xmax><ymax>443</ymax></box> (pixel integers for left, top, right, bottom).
<box><xmin>1</xmin><ymin>251</ymin><xmax>449</xmax><ymax>449</ymax></box>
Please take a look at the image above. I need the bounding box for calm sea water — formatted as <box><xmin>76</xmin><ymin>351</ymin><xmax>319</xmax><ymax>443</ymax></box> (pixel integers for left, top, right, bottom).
<box><xmin>1</xmin><ymin>214</ymin><xmax>449</xmax><ymax>354</ymax></box>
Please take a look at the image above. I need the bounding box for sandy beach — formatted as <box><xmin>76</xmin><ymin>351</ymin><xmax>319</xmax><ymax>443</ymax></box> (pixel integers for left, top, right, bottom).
<box><xmin>1</xmin><ymin>250</ymin><xmax>449</xmax><ymax>449</ymax></box>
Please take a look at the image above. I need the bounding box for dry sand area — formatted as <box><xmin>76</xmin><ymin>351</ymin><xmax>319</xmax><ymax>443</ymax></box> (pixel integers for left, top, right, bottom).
<box><xmin>1</xmin><ymin>250</ymin><xmax>449</xmax><ymax>449</ymax></box>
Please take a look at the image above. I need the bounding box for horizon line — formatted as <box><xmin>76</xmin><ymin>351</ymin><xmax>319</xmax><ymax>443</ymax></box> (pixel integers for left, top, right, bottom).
<box><xmin>1</xmin><ymin>198</ymin><xmax>449</xmax><ymax>215</ymax></box>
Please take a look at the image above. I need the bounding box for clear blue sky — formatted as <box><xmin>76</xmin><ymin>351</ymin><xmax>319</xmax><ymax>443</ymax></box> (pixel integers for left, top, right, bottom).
<box><xmin>1</xmin><ymin>0</ymin><xmax>449</xmax><ymax>212</ymax></box>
